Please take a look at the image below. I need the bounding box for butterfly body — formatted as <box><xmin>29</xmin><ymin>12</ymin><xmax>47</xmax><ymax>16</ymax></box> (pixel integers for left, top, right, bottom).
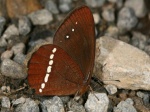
<box><xmin>27</xmin><ymin>6</ymin><xmax>95</xmax><ymax>96</ymax></box>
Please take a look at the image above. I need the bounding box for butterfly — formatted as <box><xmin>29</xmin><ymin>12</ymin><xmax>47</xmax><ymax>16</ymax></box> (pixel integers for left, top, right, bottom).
<box><xmin>26</xmin><ymin>5</ymin><xmax>95</xmax><ymax>96</ymax></box>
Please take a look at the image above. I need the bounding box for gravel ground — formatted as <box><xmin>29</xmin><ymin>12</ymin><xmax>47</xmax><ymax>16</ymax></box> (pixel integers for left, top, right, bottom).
<box><xmin>0</xmin><ymin>0</ymin><xmax>150</xmax><ymax>112</ymax></box>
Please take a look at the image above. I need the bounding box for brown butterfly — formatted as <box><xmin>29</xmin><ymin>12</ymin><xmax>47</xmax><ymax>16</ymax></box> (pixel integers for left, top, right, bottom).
<box><xmin>27</xmin><ymin>5</ymin><xmax>95</xmax><ymax>96</ymax></box>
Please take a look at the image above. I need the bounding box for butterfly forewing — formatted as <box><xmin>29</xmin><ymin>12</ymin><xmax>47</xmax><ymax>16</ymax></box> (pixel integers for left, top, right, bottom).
<box><xmin>28</xmin><ymin>44</ymin><xmax>84</xmax><ymax>95</ymax></box>
<box><xmin>53</xmin><ymin>6</ymin><xmax>95</xmax><ymax>83</ymax></box>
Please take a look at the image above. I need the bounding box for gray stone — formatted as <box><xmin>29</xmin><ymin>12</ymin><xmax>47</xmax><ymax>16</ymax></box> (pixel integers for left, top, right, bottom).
<box><xmin>41</xmin><ymin>96</ymin><xmax>65</xmax><ymax>112</ymax></box>
<box><xmin>15</xmin><ymin>98</ymin><xmax>39</xmax><ymax>112</ymax></box>
<box><xmin>102</xmin><ymin>8</ymin><xmax>115</xmax><ymax>22</ymax></box>
<box><xmin>12</xmin><ymin>43</ymin><xmax>25</xmax><ymax>55</ymax></box>
<box><xmin>114</xmin><ymin>99</ymin><xmax>137</xmax><ymax>112</ymax></box>
<box><xmin>12</xmin><ymin>97</ymin><xmax>26</xmax><ymax>105</ymax></box>
<box><xmin>85</xmin><ymin>93</ymin><xmax>109</xmax><ymax>112</ymax></box>
<box><xmin>68</xmin><ymin>100</ymin><xmax>85</xmax><ymax>112</ymax></box>
<box><xmin>0</xmin><ymin>38</ymin><xmax>7</xmax><ymax>47</ymax></box>
<box><xmin>108</xmin><ymin>0</ymin><xmax>123</xmax><ymax>8</ymax></box>
<box><xmin>125</xmin><ymin>0</ymin><xmax>147</xmax><ymax>18</ymax></box>
<box><xmin>60</xmin><ymin>96</ymin><xmax>70</xmax><ymax>104</ymax></box>
<box><xmin>131</xmin><ymin>31</ymin><xmax>147</xmax><ymax>50</ymax></box>
<box><xmin>1</xmin><ymin>96</ymin><xmax>10</xmax><ymax>108</ymax></box>
<box><xmin>105</xmin><ymin>84</ymin><xmax>117</xmax><ymax>95</ymax></box>
<box><xmin>95</xmin><ymin>36</ymin><xmax>150</xmax><ymax>90</ymax></box>
<box><xmin>18</xmin><ymin>16</ymin><xmax>31</xmax><ymax>36</ymax></box>
<box><xmin>1</xmin><ymin>59</ymin><xmax>27</xmax><ymax>79</ymax></box>
<box><xmin>137</xmin><ymin>91</ymin><xmax>145</xmax><ymax>98</ymax></box>
<box><xmin>136</xmin><ymin>91</ymin><xmax>150</xmax><ymax>105</ymax></box>
<box><xmin>1</xmin><ymin>24</ymin><xmax>19</xmax><ymax>40</ymax></box>
<box><xmin>1</xmin><ymin>86</ymin><xmax>10</xmax><ymax>94</ymax></box>
<box><xmin>1</xmin><ymin>50</ymin><xmax>13</xmax><ymax>60</ymax></box>
<box><xmin>85</xmin><ymin>0</ymin><xmax>106</xmax><ymax>8</ymax></box>
<box><xmin>44</xmin><ymin>0</ymin><xmax>59</xmax><ymax>14</ymax></box>
<box><xmin>0</xmin><ymin>16</ymin><xmax>6</xmax><ymax>36</ymax></box>
<box><xmin>105</xmin><ymin>26</ymin><xmax>119</xmax><ymax>39</ymax></box>
<box><xmin>1</xmin><ymin>86</ymin><xmax>7</xmax><ymax>92</ymax></box>
<box><xmin>13</xmin><ymin>53</ymin><xmax>26</xmax><ymax>65</ymax></box>
<box><xmin>93</xmin><ymin>13</ymin><xmax>101</xmax><ymax>24</ymax></box>
<box><xmin>59</xmin><ymin>0</ymin><xmax>72</xmax><ymax>13</ymax></box>
<box><xmin>28</xmin><ymin>9</ymin><xmax>53</xmax><ymax>25</ymax></box>
<box><xmin>125</xmin><ymin>98</ymin><xmax>134</xmax><ymax>105</ymax></box>
<box><xmin>143</xmin><ymin>94</ymin><xmax>149</xmax><ymax>105</ymax></box>
<box><xmin>117</xmin><ymin>7</ymin><xmax>138</xmax><ymax>34</ymax></box>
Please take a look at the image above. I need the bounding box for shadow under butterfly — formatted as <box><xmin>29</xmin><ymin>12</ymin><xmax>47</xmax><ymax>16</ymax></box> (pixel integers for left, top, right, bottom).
<box><xmin>26</xmin><ymin>5</ymin><xmax>95</xmax><ymax>96</ymax></box>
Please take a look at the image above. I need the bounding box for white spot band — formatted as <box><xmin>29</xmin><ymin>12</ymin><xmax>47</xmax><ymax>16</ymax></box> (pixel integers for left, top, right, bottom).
<box><xmin>44</xmin><ymin>74</ymin><xmax>49</xmax><ymax>82</ymax></box>
<box><xmin>52</xmin><ymin>48</ymin><xmax>57</xmax><ymax>53</ymax></box>
<box><xmin>47</xmin><ymin>66</ymin><xmax>52</xmax><ymax>73</ymax></box>
<box><xmin>50</xmin><ymin>54</ymin><xmax>54</xmax><ymax>59</ymax></box>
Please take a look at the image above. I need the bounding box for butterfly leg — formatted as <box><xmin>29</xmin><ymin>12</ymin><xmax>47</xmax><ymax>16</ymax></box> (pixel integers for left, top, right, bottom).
<box><xmin>88</xmin><ymin>85</ymin><xmax>99</xmax><ymax>101</ymax></box>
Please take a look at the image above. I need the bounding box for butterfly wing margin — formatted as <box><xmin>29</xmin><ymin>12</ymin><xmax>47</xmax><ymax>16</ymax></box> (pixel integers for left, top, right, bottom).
<box><xmin>27</xmin><ymin>44</ymin><xmax>84</xmax><ymax>95</ymax></box>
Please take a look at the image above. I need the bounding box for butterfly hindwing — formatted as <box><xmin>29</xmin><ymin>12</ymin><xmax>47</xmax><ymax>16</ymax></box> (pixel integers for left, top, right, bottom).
<box><xmin>28</xmin><ymin>44</ymin><xmax>84</xmax><ymax>95</ymax></box>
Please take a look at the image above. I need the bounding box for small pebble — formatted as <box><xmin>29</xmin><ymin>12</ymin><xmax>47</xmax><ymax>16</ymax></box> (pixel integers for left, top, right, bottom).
<box><xmin>2</xmin><ymin>24</ymin><xmax>19</xmax><ymax>40</ymax></box>
<box><xmin>12</xmin><ymin>43</ymin><xmax>25</xmax><ymax>55</ymax></box>
<box><xmin>1</xmin><ymin>50</ymin><xmax>13</xmax><ymax>60</ymax></box>
<box><xmin>85</xmin><ymin>93</ymin><xmax>109</xmax><ymax>112</ymax></box>
<box><xmin>0</xmin><ymin>38</ymin><xmax>7</xmax><ymax>47</ymax></box>
<box><xmin>131</xmin><ymin>31</ymin><xmax>147</xmax><ymax>50</ymax></box>
<box><xmin>59</xmin><ymin>0</ymin><xmax>72</xmax><ymax>13</ymax></box>
<box><xmin>105</xmin><ymin>84</ymin><xmax>117</xmax><ymax>95</ymax></box>
<box><xmin>137</xmin><ymin>91</ymin><xmax>145</xmax><ymax>98</ymax></box>
<box><xmin>0</xmin><ymin>16</ymin><xmax>6</xmax><ymax>36</ymax></box>
<box><xmin>143</xmin><ymin>94</ymin><xmax>150</xmax><ymax>106</ymax></box>
<box><xmin>102</xmin><ymin>8</ymin><xmax>115</xmax><ymax>22</ymax></box>
<box><xmin>1</xmin><ymin>86</ymin><xmax>7</xmax><ymax>92</ymax></box>
<box><xmin>41</xmin><ymin>96</ymin><xmax>65</xmax><ymax>112</ymax></box>
<box><xmin>85</xmin><ymin>0</ymin><xmax>106</xmax><ymax>8</ymax></box>
<box><xmin>13</xmin><ymin>53</ymin><xmax>26</xmax><ymax>65</ymax></box>
<box><xmin>108</xmin><ymin>0</ymin><xmax>123</xmax><ymax>9</ymax></box>
<box><xmin>125</xmin><ymin>98</ymin><xmax>134</xmax><ymax>105</ymax></box>
<box><xmin>1</xmin><ymin>96</ymin><xmax>10</xmax><ymax>108</ymax></box>
<box><xmin>28</xmin><ymin>9</ymin><xmax>53</xmax><ymax>25</ymax></box>
<box><xmin>125</xmin><ymin>0</ymin><xmax>147</xmax><ymax>18</ymax></box>
<box><xmin>119</xmin><ymin>92</ymin><xmax>128</xmax><ymax>101</ymax></box>
<box><xmin>93</xmin><ymin>13</ymin><xmax>101</xmax><ymax>24</ymax></box>
<box><xmin>60</xmin><ymin>96</ymin><xmax>70</xmax><ymax>104</ymax></box>
<box><xmin>113</xmin><ymin>99</ymin><xmax>137</xmax><ymax>112</ymax></box>
<box><xmin>117</xmin><ymin>7</ymin><xmax>138</xmax><ymax>34</ymax></box>
<box><xmin>1</xmin><ymin>86</ymin><xmax>11</xmax><ymax>94</ymax></box>
<box><xmin>44</xmin><ymin>0</ymin><xmax>59</xmax><ymax>14</ymax></box>
<box><xmin>137</xmin><ymin>91</ymin><xmax>150</xmax><ymax>105</ymax></box>
<box><xmin>68</xmin><ymin>100</ymin><xmax>85</xmax><ymax>112</ymax></box>
<box><xmin>1</xmin><ymin>59</ymin><xmax>27</xmax><ymax>79</ymax></box>
<box><xmin>15</xmin><ymin>98</ymin><xmax>39</xmax><ymax>112</ymax></box>
<box><xmin>12</xmin><ymin>97</ymin><xmax>26</xmax><ymax>105</ymax></box>
<box><xmin>105</xmin><ymin>26</ymin><xmax>119</xmax><ymax>39</ymax></box>
<box><xmin>18</xmin><ymin>16</ymin><xmax>31</xmax><ymax>36</ymax></box>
